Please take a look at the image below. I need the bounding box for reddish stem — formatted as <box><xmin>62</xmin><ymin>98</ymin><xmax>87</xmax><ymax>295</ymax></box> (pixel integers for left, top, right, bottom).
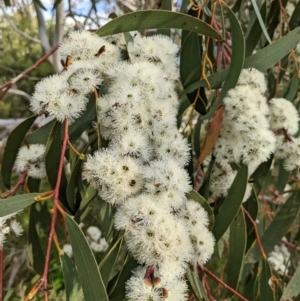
<box><xmin>281</xmin><ymin>239</ymin><xmax>300</xmax><ymax>252</ymax></box>
<box><xmin>0</xmin><ymin>171</ymin><xmax>27</xmax><ymax>199</ymax></box>
<box><xmin>0</xmin><ymin>45</ymin><xmax>59</xmax><ymax>99</ymax></box>
<box><xmin>41</xmin><ymin>119</ymin><xmax>69</xmax><ymax>300</ymax></box>
<box><xmin>201</xmin><ymin>265</ymin><xmax>250</xmax><ymax>301</ymax></box>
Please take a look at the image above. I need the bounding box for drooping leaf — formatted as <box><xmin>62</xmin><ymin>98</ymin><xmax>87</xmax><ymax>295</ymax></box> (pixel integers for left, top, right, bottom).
<box><xmin>2</xmin><ymin>115</ymin><xmax>37</xmax><ymax>188</ymax></box>
<box><xmin>96</xmin><ymin>10</ymin><xmax>222</xmax><ymax>40</ymax></box>
<box><xmin>157</xmin><ymin>0</ymin><xmax>172</xmax><ymax>36</ymax></box>
<box><xmin>60</xmin><ymin>253</ymin><xmax>84</xmax><ymax>301</ymax></box>
<box><xmin>65</xmin><ymin>214</ymin><xmax>109</xmax><ymax>301</ymax></box>
<box><xmin>247</xmin><ymin>189</ymin><xmax>300</xmax><ymax>262</ymax></box>
<box><xmin>26</xmin><ymin>119</ymin><xmax>55</xmax><ymax>145</ymax></box>
<box><xmin>196</xmin><ymin>105</ymin><xmax>223</xmax><ymax>167</ymax></box>
<box><xmin>184</xmin><ymin>26</ymin><xmax>300</xmax><ymax>95</ymax></box>
<box><xmin>28</xmin><ymin>203</ymin><xmax>45</xmax><ymax>275</ymax></box>
<box><xmin>0</xmin><ymin>193</ymin><xmax>38</xmax><ymax>217</ymax></box>
<box><xmin>186</xmin><ymin>190</ymin><xmax>214</xmax><ymax>229</ymax></box>
<box><xmin>186</xmin><ymin>268</ymin><xmax>209</xmax><ymax>301</ymax></box>
<box><xmin>227</xmin><ymin>208</ymin><xmax>246</xmax><ymax>294</ymax></box>
<box><xmin>259</xmin><ymin>259</ymin><xmax>274</xmax><ymax>301</ymax></box>
<box><xmin>212</xmin><ymin>164</ymin><xmax>248</xmax><ymax>242</ymax></box>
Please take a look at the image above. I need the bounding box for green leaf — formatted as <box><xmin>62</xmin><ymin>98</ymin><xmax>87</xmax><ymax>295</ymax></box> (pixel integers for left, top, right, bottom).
<box><xmin>186</xmin><ymin>190</ymin><xmax>214</xmax><ymax>229</ymax></box>
<box><xmin>0</xmin><ymin>193</ymin><xmax>38</xmax><ymax>217</ymax></box>
<box><xmin>96</xmin><ymin>10</ymin><xmax>222</xmax><ymax>40</ymax></box>
<box><xmin>259</xmin><ymin>259</ymin><xmax>274</xmax><ymax>301</ymax></box>
<box><xmin>285</xmin><ymin>75</ymin><xmax>300</xmax><ymax>101</ymax></box>
<box><xmin>289</xmin><ymin>2</ymin><xmax>300</xmax><ymax>29</ymax></box>
<box><xmin>26</xmin><ymin>119</ymin><xmax>55</xmax><ymax>145</ymax></box>
<box><xmin>108</xmin><ymin>256</ymin><xmax>138</xmax><ymax>298</ymax></box>
<box><xmin>184</xmin><ymin>26</ymin><xmax>300</xmax><ymax>94</ymax></box>
<box><xmin>280</xmin><ymin>261</ymin><xmax>300</xmax><ymax>300</ymax></box>
<box><xmin>247</xmin><ymin>189</ymin><xmax>300</xmax><ymax>262</ymax></box>
<box><xmin>218</xmin><ymin>6</ymin><xmax>245</xmax><ymax>101</ymax></box>
<box><xmin>157</xmin><ymin>0</ymin><xmax>172</xmax><ymax>36</ymax></box>
<box><xmin>28</xmin><ymin>203</ymin><xmax>45</xmax><ymax>275</ymax></box>
<box><xmin>276</xmin><ymin>159</ymin><xmax>290</xmax><ymax>194</ymax></box>
<box><xmin>60</xmin><ymin>253</ymin><xmax>84</xmax><ymax>301</ymax></box>
<box><xmin>186</xmin><ymin>268</ymin><xmax>209</xmax><ymax>301</ymax></box>
<box><xmin>65</xmin><ymin>214</ymin><xmax>109</xmax><ymax>301</ymax></box>
<box><xmin>1</xmin><ymin>115</ymin><xmax>37</xmax><ymax>188</ymax></box>
<box><xmin>227</xmin><ymin>209</ymin><xmax>246</xmax><ymax>294</ymax></box>
<box><xmin>99</xmin><ymin>234</ymin><xmax>124</xmax><ymax>287</ymax></box>
<box><xmin>245</xmin><ymin>2</ymin><xmax>266</xmax><ymax>57</ymax></box>
<box><xmin>250</xmin><ymin>0</ymin><xmax>271</xmax><ymax>44</ymax></box>
<box><xmin>212</xmin><ymin>164</ymin><xmax>248</xmax><ymax>242</ymax></box>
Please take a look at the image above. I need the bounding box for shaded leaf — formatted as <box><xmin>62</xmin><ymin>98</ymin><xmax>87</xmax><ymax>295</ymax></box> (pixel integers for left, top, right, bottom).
<box><xmin>2</xmin><ymin>115</ymin><xmax>37</xmax><ymax>188</ymax></box>
<box><xmin>280</xmin><ymin>262</ymin><xmax>300</xmax><ymax>300</ymax></box>
<box><xmin>0</xmin><ymin>193</ymin><xmax>38</xmax><ymax>217</ymax></box>
<box><xmin>26</xmin><ymin>119</ymin><xmax>55</xmax><ymax>145</ymax></box>
<box><xmin>212</xmin><ymin>164</ymin><xmax>248</xmax><ymax>242</ymax></box>
<box><xmin>60</xmin><ymin>253</ymin><xmax>84</xmax><ymax>301</ymax></box>
<box><xmin>247</xmin><ymin>189</ymin><xmax>300</xmax><ymax>262</ymax></box>
<box><xmin>186</xmin><ymin>268</ymin><xmax>209</xmax><ymax>301</ymax></box>
<box><xmin>65</xmin><ymin>214</ymin><xmax>109</xmax><ymax>301</ymax></box>
<box><xmin>96</xmin><ymin>10</ymin><xmax>222</xmax><ymax>40</ymax></box>
<box><xmin>259</xmin><ymin>259</ymin><xmax>274</xmax><ymax>301</ymax></box>
<box><xmin>227</xmin><ymin>209</ymin><xmax>246</xmax><ymax>294</ymax></box>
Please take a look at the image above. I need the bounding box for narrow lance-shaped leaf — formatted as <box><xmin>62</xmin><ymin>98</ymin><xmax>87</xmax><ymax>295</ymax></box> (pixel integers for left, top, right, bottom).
<box><xmin>184</xmin><ymin>26</ymin><xmax>300</xmax><ymax>97</ymax></box>
<box><xmin>212</xmin><ymin>164</ymin><xmax>248</xmax><ymax>242</ymax></box>
<box><xmin>65</xmin><ymin>214</ymin><xmax>109</xmax><ymax>301</ymax></box>
<box><xmin>186</xmin><ymin>268</ymin><xmax>209</xmax><ymax>301</ymax></box>
<box><xmin>247</xmin><ymin>189</ymin><xmax>300</xmax><ymax>262</ymax></box>
<box><xmin>227</xmin><ymin>208</ymin><xmax>246</xmax><ymax>294</ymax></box>
<box><xmin>280</xmin><ymin>261</ymin><xmax>300</xmax><ymax>300</ymax></box>
<box><xmin>2</xmin><ymin>115</ymin><xmax>37</xmax><ymax>188</ymax></box>
<box><xmin>0</xmin><ymin>193</ymin><xmax>38</xmax><ymax>217</ymax></box>
<box><xmin>96</xmin><ymin>10</ymin><xmax>222</xmax><ymax>40</ymax></box>
<box><xmin>259</xmin><ymin>259</ymin><xmax>274</xmax><ymax>301</ymax></box>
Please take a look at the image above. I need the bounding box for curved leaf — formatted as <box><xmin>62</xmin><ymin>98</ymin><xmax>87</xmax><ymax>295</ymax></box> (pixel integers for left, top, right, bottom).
<box><xmin>212</xmin><ymin>164</ymin><xmax>248</xmax><ymax>242</ymax></box>
<box><xmin>1</xmin><ymin>115</ymin><xmax>37</xmax><ymax>188</ymax></box>
<box><xmin>227</xmin><ymin>208</ymin><xmax>246</xmax><ymax>294</ymax></box>
<box><xmin>184</xmin><ymin>26</ymin><xmax>300</xmax><ymax>94</ymax></box>
<box><xmin>26</xmin><ymin>119</ymin><xmax>55</xmax><ymax>145</ymax></box>
<box><xmin>186</xmin><ymin>189</ymin><xmax>214</xmax><ymax>229</ymax></box>
<box><xmin>96</xmin><ymin>10</ymin><xmax>222</xmax><ymax>40</ymax></box>
<box><xmin>186</xmin><ymin>268</ymin><xmax>209</xmax><ymax>301</ymax></box>
<box><xmin>65</xmin><ymin>214</ymin><xmax>109</xmax><ymax>301</ymax></box>
<box><xmin>247</xmin><ymin>189</ymin><xmax>300</xmax><ymax>262</ymax></box>
<box><xmin>280</xmin><ymin>262</ymin><xmax>300</xmax><ymax>300</ymax></box>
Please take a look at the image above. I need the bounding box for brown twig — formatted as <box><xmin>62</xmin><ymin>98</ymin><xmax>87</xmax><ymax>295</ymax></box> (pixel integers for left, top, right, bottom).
<box><xmin>242</xmin><ymin>206</ymin><xmax>267</xmax><ymax>259</ymax></box>
<box><xmin>201</xmin><ymin>265</ymin><xmax>250</xmax><ymax>301</ymax></box>
<box><xmin>0</xmin><ymin>45</ymin><xmax>59</xmax><ymax>99</ymax></box>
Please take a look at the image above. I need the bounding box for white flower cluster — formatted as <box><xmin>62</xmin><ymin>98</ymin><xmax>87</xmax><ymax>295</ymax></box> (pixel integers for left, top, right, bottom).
<box><xmin>211</xmin><ymin>68</ymin><xmax>276</xmax><ymax>201</ymax></box>
<box><xmin>0</xmin><ymin>212</ymin><xmax>23</xmax><ymax>248</ymax></box>
<box><xmin>63</xmin><ymin>225</ymin><xmax>108</xmax><ymax>257</ymax></box>
<box><xmin>15</xmin><ymin>144</ymin><xmax>46</xmax><ymax>179</ymax></box>
<box><xmin>30</xmin><ymin>31</ymin><xmax>124</xmax><ymax>123</ymax></box>
<box><xmin>269</xmin><ymin>98</ymin><xmax>300</xmax><ymax>178</ymax></box>
<box><xmin>82</xmin><ymin>33</ymin><xmax>215</xmax><ymax>300</ymax></box>
<box><xmin>268</xmin><ymin>239</ymin><xmax>290</xmax><ymax>275</ymax></box>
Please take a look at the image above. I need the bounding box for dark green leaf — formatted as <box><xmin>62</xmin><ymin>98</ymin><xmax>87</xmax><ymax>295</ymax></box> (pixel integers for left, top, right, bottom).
<box><xmin>60</xmin><ymin>253</ymin><xmax>84</xmax><ymax>301</ymax></box>
<box><xmin>212</xmin><ymin>164</ymin><xmax>248</xmax><ymax>242</ymax></box>
<box><xmin>285</xmin><ymin>76</ymin><xmax>300</xmax><ymax>101</ymax></box>
<box><xmin>108</xmin><ymin>256</ymin><xmax>138</xmax><ymax>298</ymax></box>
<box><xmin>100</xmin><ymin>234</ymin><xmax>124</xmax><ymax>287</ymax></box>
<box><xmin>259</xmin><ymin>259</ymin><xmax>274</xmax><ymax>301</ymax></box>
<box><xmin>26</xmin><ymin>119</ymin><xmax>55</xmax><ymax>145</ymax></box>
<box><xmin>186</xmin><ymin>268</ymin><xmax>209</xmax><ymax>301</ymax></box>
<box><xmin>245</xmin><ymin>2</ymin><xmax>266</xmax><ymax>57</ymax></box>
<box><xmin>186</xmin><ymin>190</ymin><xmax>214</xmax><ymax>229</ymax></box>
<box><xmin>65</xmin><ymin>214</ymin><xmax>109</xmax><ymax>301</ymax></box>
<box><xmin>28</xmin><ymin>203</ymin><xmax>45</xmax><ymax>275</ymax></box>
<box><xmin>247</xmin><ymin>189</ymin><xmax>300</xmax><ymax>262</ymax></box>
<box><xmin>2</xmin><ymin>115</ymin><xmax>37</xmax><ymax>188</ymax></box>
<box><xmin>193</xmin><ymin>115</ymin><xmax>202</xmax><ymax>159</ymax></box>
<box><xmin>96</xmin><ymin>10</ymin><xmax>222</xmax><ymax>40</ymax></box>
<box><xmin>184</xmin><ymin>26</ymin><xmax>300</xmax><ymax>94</ymax></box>
<box><xmin>157</xmin><ymin>0</ymin><xmax>172</xmax><ymax>36</ymax></box>
<box><xmin>198</xmin><ymin>159</ymin><xmax>214</xmax><ymax>200</ymax></box>
<box><xmin>227</xmin><ymin>209</ymin><xmax>246</xmax><ymax>294</ymax></box>
<box><xmin>218</xmin><ymin>6</ymin><xmax>245</xmax><ymax>101</ymax></box>
<box><xmin>289</xmin><ymin>3</ymin><xmax>300</xmax><ymax>29</ymax></box>
<box><xmin>0</xmin><ymin>193</ymin><xmax>38</xmax><ymax>217</ymax></box>
<box><xmin>276</xmin><ymin>159</ymin><xmax>290</xmax><ymax>194</ymax></box>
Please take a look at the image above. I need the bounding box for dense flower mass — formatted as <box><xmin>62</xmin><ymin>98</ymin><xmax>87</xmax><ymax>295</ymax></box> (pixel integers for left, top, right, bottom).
<box><xmin>0</xmin><ymin>212</ymin><xmax>23</xmax><ymax>248</ymax></box>
<box><xmin>76</xmin><ymin>31</ymin><xmax>216</xmax><ymax>299</ymax></box>
<box><xmin>15</xmin><ymin>144</ymin><xmax>46</xmax><ymax>179</ymax></box>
